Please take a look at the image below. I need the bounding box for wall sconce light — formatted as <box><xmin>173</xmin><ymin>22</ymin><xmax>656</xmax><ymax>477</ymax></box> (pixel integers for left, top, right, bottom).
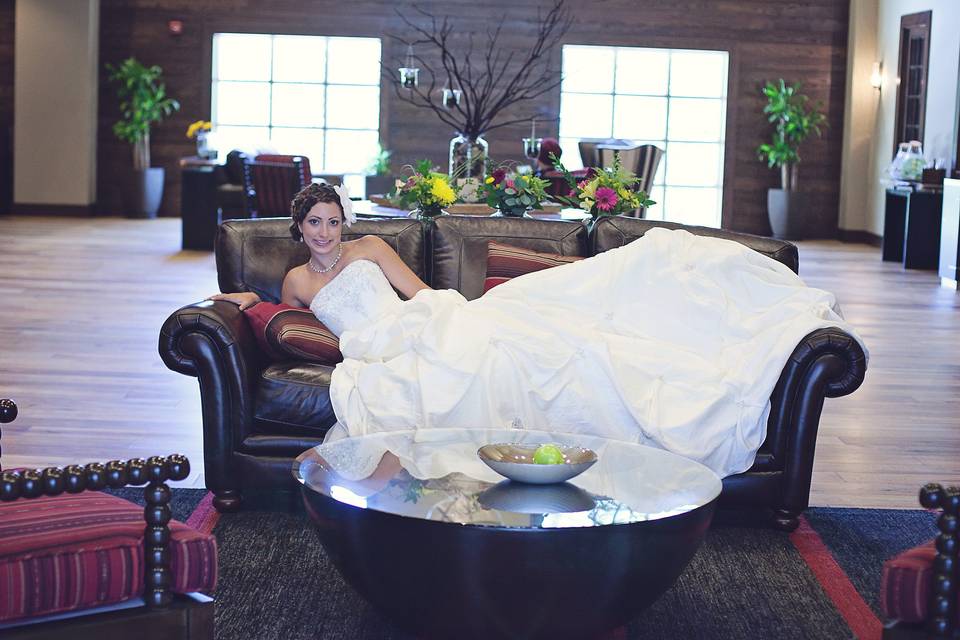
<box><xmin>869</xmin><ymin>62</ymin><xmax>883</xmax><ymax>90</ymax></box>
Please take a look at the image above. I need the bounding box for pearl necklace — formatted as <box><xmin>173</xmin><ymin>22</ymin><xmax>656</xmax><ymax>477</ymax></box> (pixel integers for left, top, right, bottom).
<box><xmin>308</xmin><ymin>244</ymin><xmax>343</xmax><ymax>274</ymax></box>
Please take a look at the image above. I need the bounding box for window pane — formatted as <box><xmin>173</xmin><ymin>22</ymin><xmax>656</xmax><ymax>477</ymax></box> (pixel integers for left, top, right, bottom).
<box><xmin>213</xmin><ymin>125</ymin><xmax>271</xmax><ymax>153</ymax></box>
<box><xmin>664</xmin><ymin>142</ymin><xmax>723</xmax><ymax>186</ymax></box>
<box><xmin>558</xmin><ymin>137</ymin><xmax>584</xmax><ymax>170</ymax></box>
<box><xmin>669</xmin><ymin>50</ymin><xmax>728</xmax><ymax>98</ymax></box>
<box><xmin>662</xmin><ymin>186</ymin><xmax>720</xmax><ymax>227</ymax></box>
<box><xmin>324</xmin><ymin>130</ymin><xmax>380</xmax><ymax>173</ymax></box>
<box><xmin>561</xmin><ymin>46</ymin><xmax>614</xmax><ymax>94</ymax></box>
<box><xmin>327</xmin><ymin>37</ymin><xmax>381</xmax><ymax>85</ymax></box>
<box><xmin>559</xmin><ymin>93</ymin><xmax>613</xmax><ymax>138</ymax></box>
<box><xmin>615</xmin><ymin>48</ymin><xmax>668</xmax><ymax>95</ymax></box>
<box><xmin>272</xmin><ymin>35</ymin><xmax>326</xmax><ymax>83</ymax></box>
<box><xmin>667</xmin><ymin>98</ymin><xmax>724</xmax><ymax>142</ymax></box>
<box><xmin>272</xmin><ymin>84</ymin><xmax>325</xmax><ymax>127</ymax></box>
<box><xmin>214</xmin><ymin>81</ymin><xmax>271</xmax><ymax>126</ymax></box>
<box><xmin>645</xmin><ymin>185</ymin><xmax>666</xmax><ymax>221</ymax></box>
<box><xmin>214</xmin><ymin>34</ymin><xmax>271</xmax><ymax>81</ymax></box>
<box><xmin>612</xmin><ymin>96</ymin><xmax>667</xmax><ymax>140</ymax></box>
<box><xmin>326</xmin><ymin>86</ymin><xmax>380</xmax><ymax>129</ymax></box>
<box><xmin>269</xmin><ymin>128</ymin><xmax>325</xmax><ymax>169</ymax></box>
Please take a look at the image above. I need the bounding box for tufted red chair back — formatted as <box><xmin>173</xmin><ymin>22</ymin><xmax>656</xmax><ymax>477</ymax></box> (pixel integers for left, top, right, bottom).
<box><xmin>242</xmin><ymin>157</ymin><xmax>309</xmax><ymax>218</ymax></box>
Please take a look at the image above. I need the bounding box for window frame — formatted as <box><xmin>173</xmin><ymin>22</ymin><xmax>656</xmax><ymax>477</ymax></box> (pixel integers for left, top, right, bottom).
<box><xmin>208</xmin><ymin>32</ymin><xmax>383</xmax><ymax>175</ymax></box>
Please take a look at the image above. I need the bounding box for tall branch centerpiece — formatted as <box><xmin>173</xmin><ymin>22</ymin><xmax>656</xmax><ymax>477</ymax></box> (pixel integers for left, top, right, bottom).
<box><xmin>386</xmin><ymin>1</ymin><xmax>572</xmax><ymax>179</ymax></box>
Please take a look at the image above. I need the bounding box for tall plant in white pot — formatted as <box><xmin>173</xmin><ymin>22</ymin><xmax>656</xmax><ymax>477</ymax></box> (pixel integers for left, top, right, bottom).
<box><xmin>106</xmin><ymin>57</ymin><xmax>179</xmax><ymax>218</ymax></box>
<box><xmin>757</xmin><ymin>79</ymin><xmax>826</xmax><ymax>239</ymax></box>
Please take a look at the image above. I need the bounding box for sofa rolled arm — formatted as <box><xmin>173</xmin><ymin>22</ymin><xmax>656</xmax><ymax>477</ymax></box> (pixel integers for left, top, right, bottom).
<box><xmin>159</xmin><ymin>300</ymin><xmax>256</xmax><ymax>378</ymax></box>
<box><xmin>787</xmin><ymin>327</ymin><xmax>867</xmax><ymax>398</ymax></box>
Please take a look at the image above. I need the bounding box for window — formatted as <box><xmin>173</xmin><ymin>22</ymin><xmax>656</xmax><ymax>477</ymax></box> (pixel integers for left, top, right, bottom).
<box><xmin>559</xmin><ymin>45</ymin><xmax>729</xmax><ymax>227</ymax></box>
<box><xmin>893</xmin><ymin>11</ymin><xmax>931</xmax><ymax>152</ymax></box>
<box><xmin>211</xmin><ymin>33</ymin><xmax>382</xmax><ymax>193</ymax></box>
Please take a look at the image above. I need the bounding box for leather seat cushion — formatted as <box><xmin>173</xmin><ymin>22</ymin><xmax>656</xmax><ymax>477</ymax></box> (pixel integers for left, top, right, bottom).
<box><xmin>252</xmin><ymin>363</ymin><xmax>338</xmax><ymax>437</ymax></box>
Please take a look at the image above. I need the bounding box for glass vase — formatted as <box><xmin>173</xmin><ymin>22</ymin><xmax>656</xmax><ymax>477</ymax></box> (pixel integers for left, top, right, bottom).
<box><xmin>410</xmin><ymin>205</ymin><xmax>447</xmax><ymax>220</ymax></box>
<box><xmin>195</xmin><ymin>131</ymin><xmax>210</xmax><ymax>159</ymax></box>
<box><xmin>491</xmin><ymin>207</ymin><xmax>533</xmax><ymax>218</ymax></box>
<box><xmin>449</xmin><ymin>134</ymin><xmax>488</xmax><ymax>180</ymax></box>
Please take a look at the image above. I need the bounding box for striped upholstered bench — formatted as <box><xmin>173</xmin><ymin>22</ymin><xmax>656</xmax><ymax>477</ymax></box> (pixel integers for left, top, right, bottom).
<box><xmin>881</xmin><ymin>483</ymin><xmax>959</xmax><ymax>639</ymax></box>
<box><xmin>0</xmin><ymin>399</ymin><xmax>217</xmax><ymax>639</ymax></box>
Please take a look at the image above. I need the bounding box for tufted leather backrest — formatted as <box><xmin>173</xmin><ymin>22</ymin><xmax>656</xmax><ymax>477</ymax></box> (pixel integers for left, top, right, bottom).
<box><xmin>431</xmin><ymin>216</ymin><xmax>588</xmax><ymax>300</ymax></box>
<box><xmin>215</xmin><ymin>218</ymin><xmax>426</xmax><ymax>302</ymax></box>
<box><xmin>591</xmin><ymin>216</ymin><xmax>799</xmax><ymax>273</ymax></box>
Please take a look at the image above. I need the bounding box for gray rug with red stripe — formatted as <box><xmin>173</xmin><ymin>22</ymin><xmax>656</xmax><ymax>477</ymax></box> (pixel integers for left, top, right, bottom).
<box><xmin>120</xmin><ymin>489</ymin><xmax>937</xmax><ymax>639</ymax></box>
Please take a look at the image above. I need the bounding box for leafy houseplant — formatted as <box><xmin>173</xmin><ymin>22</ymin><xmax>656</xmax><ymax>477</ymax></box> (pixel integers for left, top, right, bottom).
<box><xmin>757</xmin><ymin>79</ymin><xmax>826</xmax><ymax>239</ymax></box>
<box><xmin>365</xmin><ymin>143</ymin><xmax>395</xmax><ymax>197</ymax></box>
<box><xmin>106</xmin><ymin>57</ymin><xmax>179</xmax><ymax>217</ymax></box>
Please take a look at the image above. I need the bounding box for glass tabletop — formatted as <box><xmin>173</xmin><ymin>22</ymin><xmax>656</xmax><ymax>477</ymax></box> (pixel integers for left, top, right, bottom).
<box><xmin>294</xmin><ymin>428</ymin><xmax>721</xmax><ymax>530</ymax></box>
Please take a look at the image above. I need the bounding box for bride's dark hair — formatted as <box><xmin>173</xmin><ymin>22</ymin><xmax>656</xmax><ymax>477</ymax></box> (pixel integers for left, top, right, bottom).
<box><xmin>289</xmin><ymin>183</ymin><xmax>344</xmax><ymax>241</ymax></box>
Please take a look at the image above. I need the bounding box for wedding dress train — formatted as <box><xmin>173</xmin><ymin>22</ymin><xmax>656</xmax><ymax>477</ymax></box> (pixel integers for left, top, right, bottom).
<box><xmin>311</xmin><ymin>228</ymin><xmax>866</xmax><ymax>478</ymax></box>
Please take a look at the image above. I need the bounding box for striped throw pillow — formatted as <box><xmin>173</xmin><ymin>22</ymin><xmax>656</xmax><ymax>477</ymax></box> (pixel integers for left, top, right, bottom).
<box><xmin>484</xmin><ymin>241</ymin><xmax>584</xmax><ymax>293</ymax></box>
<box><xmin>244</xmin><ymin>302</ymin><xmax>343</xmax><ymax>365</ymax></box>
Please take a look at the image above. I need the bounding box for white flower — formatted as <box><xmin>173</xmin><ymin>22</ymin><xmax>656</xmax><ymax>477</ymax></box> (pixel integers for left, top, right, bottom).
<box><xmin>333</xmin><ymin>184</ymin><xmax>356</xmax><ymax>226</ymax></box>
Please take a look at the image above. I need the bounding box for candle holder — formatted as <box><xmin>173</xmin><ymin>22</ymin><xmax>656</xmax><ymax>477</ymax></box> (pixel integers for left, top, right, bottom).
<box><xmin>442</xmin><ymin>88</ymin><xmax>462</xmax><ymax>109</ymax></box>
<box><xmin>522</xmin><ymin>137</ymin><xmax>542</xmax><ymax>160</ymax></box>
<box><xmin>399</xmin><ymin>44</ymin><xmax>420</xmax><ymax>89</ymax></box>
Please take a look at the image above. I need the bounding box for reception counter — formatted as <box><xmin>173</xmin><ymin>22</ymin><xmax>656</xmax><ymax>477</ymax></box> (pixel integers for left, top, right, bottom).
<box><xmin>939</xmin><ymin>178</ymin><xmax>960</xmax><ymax>288</ymax></box>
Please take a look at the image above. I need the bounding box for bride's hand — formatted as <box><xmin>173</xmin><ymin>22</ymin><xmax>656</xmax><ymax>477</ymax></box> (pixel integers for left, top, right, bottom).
<box><xmin>207</xmin><ymin>292</ymin><xmax>261</xmax><ymax>311</ymax></box>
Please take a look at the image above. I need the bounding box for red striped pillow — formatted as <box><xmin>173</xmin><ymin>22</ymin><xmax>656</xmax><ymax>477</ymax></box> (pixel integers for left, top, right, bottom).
<box><xmin>484</xmin><ymin>241</ymin><xmax>584</xmax><ymax>293</ymax></box>
<box><xmin>244</xmin><ymin>302</ymin><xmax>343</xmax><ymax>365</ymax></box>
<box><xmin>881</xmin><ymin>540</ymin><xmax>960</xmax><ymax>624</ymax></box>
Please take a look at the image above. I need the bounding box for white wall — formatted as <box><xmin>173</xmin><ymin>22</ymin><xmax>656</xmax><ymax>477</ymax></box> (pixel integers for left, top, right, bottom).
<box><xmin>839</xmin><ymin>0</ymin><xmax>880</xmax><ymax>233</ymax></box>
<box><xmin>14</xmin><ymin>0</ymin><xmax>99</xmax><ymax>206</ymax></box>
<box><xmin>862</xmin><ymin>0</ymin><xmax>960</xmax><ymax>235</ymax></box>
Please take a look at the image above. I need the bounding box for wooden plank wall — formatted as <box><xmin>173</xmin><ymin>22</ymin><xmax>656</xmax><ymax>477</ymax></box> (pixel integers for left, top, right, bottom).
<box><xmin>3</xmin><ymin>0</ymin><xmax>849</xmax><ymax>237</ymax></box>
<box><xmin>0</xmin><ymin>0</ymin><xmax>14</xmax><ymax>215</ymax></box>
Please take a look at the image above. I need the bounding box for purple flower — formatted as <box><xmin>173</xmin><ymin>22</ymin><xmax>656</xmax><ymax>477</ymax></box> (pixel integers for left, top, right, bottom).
<box><xmin>595</xmin><ymin>187</ymin><xmax>619</xmax><ymax>212</ymax></box>
<box><xmin>492</xmin><ymin>169</ymin><xmax>507</xmax><ymax>185</ymax></box>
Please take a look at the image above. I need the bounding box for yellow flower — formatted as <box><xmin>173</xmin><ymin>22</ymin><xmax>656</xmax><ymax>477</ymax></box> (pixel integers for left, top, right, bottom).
<box><xmin>185</xmin><ymin>120</ymin><xmax>212</xmax><ymax>139</ymax></box>
<box><xmin>580</xmin><ymin>199</ymin><xmax>594</xmax><ymax>211</ymax></box>
<box><xmin>580</xmin><ymin>178</ymin><xmax>599</xmax><ymax>199</ymax></box>
<box><xmin>485</xmin><ymin>176</ymin><xmax>495</xmax><ymax>184</ymax></box>
<box><xmin>429</xmin><ymin>175</ymin><xmax>457</xmax><ymax>206</ymax></box>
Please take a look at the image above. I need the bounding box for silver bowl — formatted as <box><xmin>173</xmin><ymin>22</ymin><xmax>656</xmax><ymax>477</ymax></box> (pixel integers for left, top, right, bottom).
<box><xmin>478</xmin><ymin>481</ymin><xmax>597</xmax><ymax>513</ymax></box>
<box><xmin>477</xmin><ymin>443</ymin><xmax>597</xmax><ymax>484</ymax></box>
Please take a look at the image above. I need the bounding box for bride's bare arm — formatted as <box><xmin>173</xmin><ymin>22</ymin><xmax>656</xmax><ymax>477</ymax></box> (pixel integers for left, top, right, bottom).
<box><xmin>362</xmin><ymin>236</ymin><xmax>431</xmax><ymax>299</ymax></box>
<box><xmin>280</xmin><ymin>268</ymin><xmax>310</xmax><ymax>307</ymax></box>
<box><xmin>207</xmin><ymin>291</ymin><xmax>261</xmax><ymax>310</ymax></box>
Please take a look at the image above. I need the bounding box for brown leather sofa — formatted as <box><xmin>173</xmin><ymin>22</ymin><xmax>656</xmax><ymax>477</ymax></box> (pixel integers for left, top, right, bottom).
<box><xmin>159</xmin><ymin>215</ymin><xmax>867</xmax><ymax>529</ymax></box>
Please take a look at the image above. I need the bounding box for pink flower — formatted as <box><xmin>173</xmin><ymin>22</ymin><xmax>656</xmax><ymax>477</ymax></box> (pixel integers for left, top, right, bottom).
<box><xmin>568</xmin><ymin>188</ymin><xmax>578</xmax><ymax>197</ymax></box>
<box><xmin>505</xmin><ymin>178</ymin><xmax>515</xmax><ymax>189</ymax></box>
<box><xmin>594</xmin><ymin>187</ymin><xmax>619</xmax><ymax>212</ymax></box>
<box><xmin>577</xmin><ymin>180</ymin><xmax>589</xmax><ymax>189</ymax></box>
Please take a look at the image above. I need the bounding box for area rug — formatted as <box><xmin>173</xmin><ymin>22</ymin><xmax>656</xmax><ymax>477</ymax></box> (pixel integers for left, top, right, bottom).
<box><xmin>124</xmin><ymin>489</ymin><xmax>937</xmax><ymax>640</ymax></box>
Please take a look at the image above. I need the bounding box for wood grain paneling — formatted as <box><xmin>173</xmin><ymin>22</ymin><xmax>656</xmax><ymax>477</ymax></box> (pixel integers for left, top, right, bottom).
<box><xmin>90</xmin><ymin>0</ymin><xmax>848</xmax><ymax>236</ymax></box>
<box><xmin>0</xmin><ymin>0</ymin><xmax>14</xmax><ymax>215</ymax></box>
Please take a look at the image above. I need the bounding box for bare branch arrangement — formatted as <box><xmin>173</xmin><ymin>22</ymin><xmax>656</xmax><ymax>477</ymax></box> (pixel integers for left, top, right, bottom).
<box><xmin>385</xmin><ymin>0</ymin><xmax>572</xmax><ymax>139</ymax></box>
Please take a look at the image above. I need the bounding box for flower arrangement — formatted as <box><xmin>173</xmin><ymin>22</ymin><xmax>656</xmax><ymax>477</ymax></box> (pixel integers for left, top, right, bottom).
<box><xmin>394</xmin><ymin>160</ymin><xmax>459</xmax><ymax>217</ymax></box>
<box><xmin>185</xmin><ymin>120</ymin><xmax>212</xmax><ymax>139</ymax></box>
<box><xmin>551</xmin><ymin>154</ymin><xmax>655</xmax><ymax>219</ymax></box>
<box><xmin>481</xmin><ymin>167</ymin><xmax>550</xmax><ymax>217</ymax></box>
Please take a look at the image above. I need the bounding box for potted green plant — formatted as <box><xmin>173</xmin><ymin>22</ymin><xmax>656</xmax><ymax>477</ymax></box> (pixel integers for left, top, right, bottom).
<box><xmin>106</xmin><ymin>57</ymin><xmax>180</xmax><ymax>218</ymax></box>
<box><xmin>757</xmin><ymin>79</ymin><xmax>826</xmax><ymax>239</ymax></box>
<box><xmin>365</xmin><ymin>143</ymin><xmax>395</xmax><ymax>197</ymax></box>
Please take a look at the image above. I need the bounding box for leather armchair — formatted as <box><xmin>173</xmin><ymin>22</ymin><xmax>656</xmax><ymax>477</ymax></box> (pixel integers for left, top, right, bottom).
<box><xmin>159</xmin><ymin>215</ymin><xmax>867</xmax><ymax>529</ymax></box>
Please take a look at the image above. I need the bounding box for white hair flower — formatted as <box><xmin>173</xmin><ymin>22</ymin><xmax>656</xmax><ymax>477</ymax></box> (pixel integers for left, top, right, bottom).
<box><xmin>333</xmin><ymin>184</ymin><xmax>356</xmax><ymax>226</ymax></box>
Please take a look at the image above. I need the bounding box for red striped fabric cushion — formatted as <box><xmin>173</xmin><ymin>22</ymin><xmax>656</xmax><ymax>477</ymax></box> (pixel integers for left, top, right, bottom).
<box><xmin>244</xmin><ymin>302</ymin><xmax>343</xmax><ymax>365</ymax></box>
<box><xmin>880</xmin><ymin>540</ymin><xmax>960</xmax><ymax>624</ymax></box>
<box><xmin>0</xmin><ymin>491</ymin><xmax>217</xmax><ymax>622</ymax></box>
<box><xmin>484</xmin><ymin>241</ymin><xmax>584</xmax><ymax>293</ymax></box>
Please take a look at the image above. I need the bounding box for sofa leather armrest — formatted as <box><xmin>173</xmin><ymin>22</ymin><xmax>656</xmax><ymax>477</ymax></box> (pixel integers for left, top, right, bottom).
<box><xmin>158</xmin><ymin>301</ymin><xmax>259</xmax><ymax>486</ymax></box>
<box><xmin>765</xmin><ymin>326</ymin><xmax>867</xmax><ymax>515</ymax></box>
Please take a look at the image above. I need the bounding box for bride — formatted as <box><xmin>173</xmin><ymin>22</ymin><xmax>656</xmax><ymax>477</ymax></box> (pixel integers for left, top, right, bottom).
<box><xmin>211</xmin><ymin>183</ymin><xmax>866</xmax><ymax>478</ymax></box>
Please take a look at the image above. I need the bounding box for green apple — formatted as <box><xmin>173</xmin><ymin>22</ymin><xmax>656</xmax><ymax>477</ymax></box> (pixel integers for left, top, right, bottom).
<box><xmin>532</xmin><ymin>444</ymin><xmax>565</xmax><ymax>465</ymax></box>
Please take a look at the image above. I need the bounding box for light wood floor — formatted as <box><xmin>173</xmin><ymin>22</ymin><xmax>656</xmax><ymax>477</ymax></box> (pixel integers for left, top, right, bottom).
<box><xmin>1</xmin><ymin>216</ymin><xmax>957</xmax><ymax>506</ymax></box>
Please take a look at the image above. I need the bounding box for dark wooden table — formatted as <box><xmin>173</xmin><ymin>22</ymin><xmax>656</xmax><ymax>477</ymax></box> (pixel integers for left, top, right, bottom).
<box><xmin>883</xmin><ymin>187</ymin><xmax>943</xmax><ymax>270</ymax></box>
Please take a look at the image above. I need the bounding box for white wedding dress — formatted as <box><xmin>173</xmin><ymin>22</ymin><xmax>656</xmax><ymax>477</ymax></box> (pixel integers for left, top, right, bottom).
<box><xmin>311</xmin><ymin>228</ymin><xmax>866</xmax><ymax>478</ymax></box>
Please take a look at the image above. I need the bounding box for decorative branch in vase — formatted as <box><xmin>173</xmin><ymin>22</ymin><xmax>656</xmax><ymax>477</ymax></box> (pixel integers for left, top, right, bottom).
<box><xmin>385</xmin><ymin>0</ymin><xmax>572</xmax><ymax>179</ymax></box>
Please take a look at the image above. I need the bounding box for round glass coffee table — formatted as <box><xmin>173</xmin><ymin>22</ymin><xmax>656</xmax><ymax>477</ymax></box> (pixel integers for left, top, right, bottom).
<box><xmin>294</xmin><ymin>428</ymin><xmax>721</xmax><ymax>640</ymax></box>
